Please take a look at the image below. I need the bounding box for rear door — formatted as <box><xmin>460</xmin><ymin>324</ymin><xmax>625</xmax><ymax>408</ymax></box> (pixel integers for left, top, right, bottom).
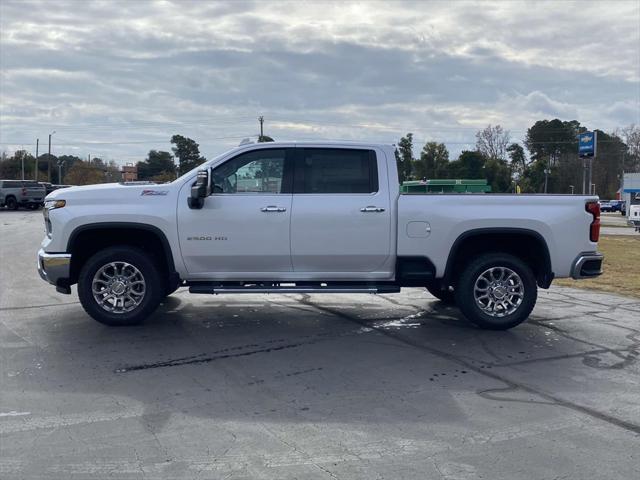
<box><xmin>290</xmin><ymin>147</ymin><xmax>392</xmax><ymax>275</ymax></box>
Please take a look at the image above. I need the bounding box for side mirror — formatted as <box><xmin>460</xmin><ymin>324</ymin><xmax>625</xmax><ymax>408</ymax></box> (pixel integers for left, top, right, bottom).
<box><xmin>188</xmin><ymin>169</ymin><xmax>211</xmax><ymax>209</ymax></box>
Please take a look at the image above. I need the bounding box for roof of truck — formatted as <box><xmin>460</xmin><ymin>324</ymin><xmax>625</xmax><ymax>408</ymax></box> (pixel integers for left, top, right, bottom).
<box><xmin>237</xmin><ymin>140</ymin><xmax>395</xmax><ymax>148</ymax></box>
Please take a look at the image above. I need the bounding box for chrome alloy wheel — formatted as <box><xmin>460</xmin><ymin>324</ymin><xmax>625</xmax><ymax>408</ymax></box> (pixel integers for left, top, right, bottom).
<box><xmin>473</xmin><ymin>266</ymin><xmax>524</xmax><ymax>317</ymax></box>
<box><xmin>92</xmin><ymin>261</ymin><xmax>146</xmax><ymax>314</ymax></box>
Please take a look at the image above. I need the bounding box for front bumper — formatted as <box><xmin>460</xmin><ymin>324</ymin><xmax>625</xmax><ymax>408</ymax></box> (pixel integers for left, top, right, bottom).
<box><xmin>37</xmin><ymin>248</ymin><xmax>72</xmax><ymax>293</ymax></box>
<box><xmin>570</xmin><ymin>252</ymin><xmax>604</xmax><ymax>279</ymax></box>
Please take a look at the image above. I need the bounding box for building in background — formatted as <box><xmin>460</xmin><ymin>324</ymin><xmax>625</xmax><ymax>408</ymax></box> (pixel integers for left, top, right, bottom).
<box><xmin>121</xmin><ymin>164</ymin><xmax>138</xmax><ymax>182</ymax></box>
<box><xmin>622</xmin><ymin>172</ymin><xmax>640</xmax><ymax>218</ymax></box>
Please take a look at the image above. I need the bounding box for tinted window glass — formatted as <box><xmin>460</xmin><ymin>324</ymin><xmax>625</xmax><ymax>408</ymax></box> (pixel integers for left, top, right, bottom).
<box><xmin>4</xmin><ymin>181</ymin><xmax>22</xmax><ymax>188</ymax></box>
<box><xmin>299</xmin><ymin>148</ymin><xmax>378</xmax><ymax>194</ymax></box>
<box><xmin>212</xmin><ymin>149</ymin><xmax>286</xmax><ymax>194</ymax></box>
<box><xmin>24</xmin><ymin>181</ymin><xmax>40</xmax><ymax>187</ymax></box>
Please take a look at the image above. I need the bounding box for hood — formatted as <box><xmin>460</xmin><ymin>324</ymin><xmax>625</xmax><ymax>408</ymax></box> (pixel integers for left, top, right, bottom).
<box><xmin>45</xmin><ymin>182</ymin><xmax>175</xmax><ymax>203</ymax></box>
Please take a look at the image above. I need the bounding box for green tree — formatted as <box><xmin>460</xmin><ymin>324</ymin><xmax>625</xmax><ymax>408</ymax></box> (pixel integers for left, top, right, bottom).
<box><xmin>55</xmin><ymin>155</ymin><xmax>83</xmax><ymax>183</ymax></box>
<box><xmin>415</xmin><ymin>142</ymin><xmax>449</xmax><ymax>179</ymax></box>
<box><xmin>171</xmin><ymin>135</ymin><xmax>207</xmax><ymax>175</ymax></box>
<box><xmin>258</xmin><ymin>135</ymin><xmax>274</xmax><ymax>143</ymax></box>
<box><xmin>448</xmin><ymin>150</ymin><xmax>485</xmax><ymax>179</ymax></box>
<box><xmin>484</xmin><ymin>157</ymin><xmax>512</xmax><ymax>192</ymax></box>
<box><xmin>136</xmin><ymin>150</ymin><xmax>176</xmax><ymax>180</ymax></box>
<box><xmin>0</xmin><ymin>150</ymin><xmax>36</xmax><ymax>179</ymax></box>
<box><xmin>64</xmin><ymin>161</ymin><xmax>106</xmax><ymax>186</ymax></box>
<box><xmin>590</xmin><ymin>130</ymin><xmax>627</xmax><ymax>198</ymax></box>
<box><xmin>524</xmin><ymin>119</ymin><xmax>584</xmax><ymax>194</ymax></box>
<box><xmin>507</xmin><ymin>142</ymin><xmax>527</xmax><ymax>184</ymax></box>
<box><xmin>395</xmin><ymin>133</ymin><xmax>414</xmax><ymax>182</ymax></box>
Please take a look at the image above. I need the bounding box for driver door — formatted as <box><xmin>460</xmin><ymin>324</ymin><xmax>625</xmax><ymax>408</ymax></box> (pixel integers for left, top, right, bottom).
<box><xmin>177</xmin><ymin>148</ymin><xmax>294</xmax><ymax>278</ymax></box>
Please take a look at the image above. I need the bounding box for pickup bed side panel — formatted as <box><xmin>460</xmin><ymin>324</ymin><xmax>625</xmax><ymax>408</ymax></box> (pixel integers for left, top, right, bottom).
<box><xmin>397</xmin><ymin>194</ymin><xmax>598</xmax><ymax>279</ymax></box>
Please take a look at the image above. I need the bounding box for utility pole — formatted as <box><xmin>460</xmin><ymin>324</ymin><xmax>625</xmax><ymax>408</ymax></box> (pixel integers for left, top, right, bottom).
<box><xmin>57</xmin><ymin>160</ymin><xmax>65</xmax><ymax>185</ymax></box>
<box><xmin>21</xmin><ymin>147</ymin><xmax>25</xmax><ymax>180</ymax></box>
<box><xmin>258</xmin><ymin>116</ymin><xmax>264</xmax><ymax>140</ymax></box>
<box><xmin>543</xmin><ymin>155</ymin><xmax>551</xmax><ymax>193</ymax></box>
<box><xmin>47</xmin><ymin>131</ymin><xmax>56</xmax><ymax>182</ymax></box>
<box><xmin>582</xmin><ymin>158</ymin><xmax>586</xmax><ymax>194</ymax></box>
<box><xmin>588</xmin><ymin>131</ymin><xmax>597</xmax><ymax>196</ymax></box>
<box><xmin>35</xmin><ymin>138</ymin><xmax>39</xmax><ymax>181</ymax></box>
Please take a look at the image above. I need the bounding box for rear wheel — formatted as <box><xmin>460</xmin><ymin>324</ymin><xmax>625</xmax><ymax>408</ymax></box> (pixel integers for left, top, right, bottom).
<box><xmin>5</xmin><ymin>196</ymin><xmax>18</xmax><ymax>210</ymax></box>
<box><xmin>78</xmin><ymin>246</ymin><xmax>163</xmax><ymax>326</ymax></box>
<box><xmin>455</xmin><ymin>253</ymin><xmax>537</xmax><ymax>330</ymax></box>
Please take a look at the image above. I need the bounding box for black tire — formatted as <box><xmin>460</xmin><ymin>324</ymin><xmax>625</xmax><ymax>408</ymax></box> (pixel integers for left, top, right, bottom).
<box><xmin>5</xmin><ymin>196</ymin><xmax>18</xmax><ymax>210</ymax></box>
<box><xmin>77</xmin><ymin>246</ymin><xmax>164</xmax><ymax>326</ymax></box>
<box><xmin>426</xmin><ymin>283</ymin><xmax>456</xmax><ymax>304</ymax></box>
<box><xmin>454</xmin><ymin>253</ymin><xmax>537</xmax><ymax>330</ymax></box>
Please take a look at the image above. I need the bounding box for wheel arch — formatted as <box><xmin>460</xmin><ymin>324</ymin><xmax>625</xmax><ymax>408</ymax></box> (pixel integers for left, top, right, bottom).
<box><xmin>443</xmin><ymin>228</ymin><xmax>553</xmax><ymax>289</ymax></box>
<box><xmin>67</xmin><ymin>222</ymin><xmax>177</xmax><ymax>285</ymax></box>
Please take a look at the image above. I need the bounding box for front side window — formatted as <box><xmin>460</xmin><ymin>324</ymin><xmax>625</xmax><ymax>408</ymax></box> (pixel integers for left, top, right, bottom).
<box><xmin>211</xmin><ymin>149</ymin><xmax>287</xmax><ymax>194</ymax></box>
<box><xmin>297</xmin><ymin>148</ymin><xmax>378</xmax><ymax>194</ymax></box>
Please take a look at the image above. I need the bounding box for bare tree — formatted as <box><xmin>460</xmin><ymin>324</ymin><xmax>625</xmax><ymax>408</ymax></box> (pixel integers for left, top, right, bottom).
<box><xmin>475</xmin><ymin>124</ymin><xmax>511</xmax><ymax>161</ymax></box>
<box><xmin>619</xmin><ymin>124</ymin><xmax>640</xmax><ymax>172</ymax></box>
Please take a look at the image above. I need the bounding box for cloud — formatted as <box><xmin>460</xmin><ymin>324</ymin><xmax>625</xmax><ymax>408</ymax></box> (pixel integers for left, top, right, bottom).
<box><xmin>0</xmin><ymin>0</ymin><xmax>638</xmax><ymax>162</ymax></box>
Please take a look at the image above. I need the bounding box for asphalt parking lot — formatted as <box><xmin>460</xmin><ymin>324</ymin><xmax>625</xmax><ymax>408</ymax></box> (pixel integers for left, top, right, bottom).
<box><xmin>1</xmin><ymin>210</ymin><xmax>639</xmax><ymax>479</ymax></box>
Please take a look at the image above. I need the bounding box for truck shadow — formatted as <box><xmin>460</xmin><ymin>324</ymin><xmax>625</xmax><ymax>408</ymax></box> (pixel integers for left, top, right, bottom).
<box><xmin>9</xmin><ymin>290</ymin><xmax>639</xmax><ymax>434</ymax></box>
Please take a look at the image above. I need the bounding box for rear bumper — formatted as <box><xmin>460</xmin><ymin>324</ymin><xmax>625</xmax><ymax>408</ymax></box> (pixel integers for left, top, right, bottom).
<box><xmin>37</xmin><ymin>249</ymin><xmax>72</xmax><ymax>293</ymax></box>
<box><xmin>570</xmin><ymin>252</ymin><xmax>604</xmax><ymax>279</ymax></box>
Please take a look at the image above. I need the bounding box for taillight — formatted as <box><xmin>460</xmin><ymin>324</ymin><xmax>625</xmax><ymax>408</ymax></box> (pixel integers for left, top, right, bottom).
<box><xmin>586</xmin><ymin>201</ymin><xmax>600</xmax><ymax>242</ymax></box>
<box><xmin>21</xmin><ymin>187</ymin><xmax>27</xmax><ymax>196</ymax></box>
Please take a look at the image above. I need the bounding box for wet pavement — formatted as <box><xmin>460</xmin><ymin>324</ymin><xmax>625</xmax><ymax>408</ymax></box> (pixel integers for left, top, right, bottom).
<box><xmin>1</xmin><ymin>211</ymin><xmax>639</xmax><ymax>479</ymax></box>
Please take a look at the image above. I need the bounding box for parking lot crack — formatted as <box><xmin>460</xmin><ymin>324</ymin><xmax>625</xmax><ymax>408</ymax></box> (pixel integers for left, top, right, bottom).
<box><xmin>0</xmin><ymin>301</ymin><xmax>80</xmax><ymax>311</ymax></box>
<box><xmin>295</xmin><ymin>295</ymin><xmax>640</xmax><ymax>436</ymax></box>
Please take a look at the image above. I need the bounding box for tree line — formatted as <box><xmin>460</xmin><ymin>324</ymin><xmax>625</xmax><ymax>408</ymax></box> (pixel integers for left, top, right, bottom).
<box><xmin>0</xmin><ymin>134</ymin><xmax>209</xmax><ymax>185</ymax></box>
<box><xmin>1</xmin><ymin>120</ymin><xmax>639</xmax><ymax>198</ymax></box>
<box><xmin>396</xmin><ymin>120</ymin><xmax>640</xmax><ymax>197</ymax></box>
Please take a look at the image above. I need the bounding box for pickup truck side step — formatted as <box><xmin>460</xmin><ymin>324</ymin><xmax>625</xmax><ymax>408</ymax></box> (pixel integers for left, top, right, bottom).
<box><xmin>187</xmin><ymin>283</ymin><xmax>401</xmax><ymax>295</ymax></box>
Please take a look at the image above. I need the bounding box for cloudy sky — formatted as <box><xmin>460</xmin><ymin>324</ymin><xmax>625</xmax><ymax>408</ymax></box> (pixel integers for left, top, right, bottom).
<box><xmin>1</xmin><ymin>0</ymin><xmax>639</xmax><ymax>164</ymax></box>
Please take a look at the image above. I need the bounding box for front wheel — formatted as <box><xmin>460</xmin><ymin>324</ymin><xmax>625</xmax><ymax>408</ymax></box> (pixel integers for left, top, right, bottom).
<box><xmin>77</xmin><ymin>246</ymin><xmax>164</xmax><ymax>326</ymax></box>
<box><xmin>455</xmin><ymin>253</ymin><xmax>537</xmax><ymax>330</ymax></box>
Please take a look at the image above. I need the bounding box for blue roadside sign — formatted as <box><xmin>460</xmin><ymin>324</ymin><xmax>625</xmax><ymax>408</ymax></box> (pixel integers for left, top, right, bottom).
<box><xmin>578</xmin><ymin>131</ymin><xmax>596</xmax><ymax>157</ymax></box>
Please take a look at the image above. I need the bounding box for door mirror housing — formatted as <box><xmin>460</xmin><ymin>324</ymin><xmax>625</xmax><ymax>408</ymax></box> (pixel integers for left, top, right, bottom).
<box><xmin>188</xmin><ymin>169</ymin><xmax>212</xmax><ymax>209</ymax></box>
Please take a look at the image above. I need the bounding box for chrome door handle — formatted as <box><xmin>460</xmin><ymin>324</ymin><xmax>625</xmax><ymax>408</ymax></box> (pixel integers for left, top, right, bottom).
<box><xmin>360</xmin><ymin>206</ymin><xmax>385</xmax><ymax>212</ymax></box>
<box><xmin>261</xmin><ymin>206</ymin><xmax>286</xmax><ymax>212</ymax></box>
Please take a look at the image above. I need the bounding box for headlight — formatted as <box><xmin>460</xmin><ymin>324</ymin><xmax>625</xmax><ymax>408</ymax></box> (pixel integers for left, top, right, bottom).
<box><xmin>44</xmin><ymin>199</ymin><xmax>66</xmax><ymax>210</ymax></box>
<box><xmin>43</xmin><ymin>200</ymin><xmax>65</xmax><ymax>237</ymax></box>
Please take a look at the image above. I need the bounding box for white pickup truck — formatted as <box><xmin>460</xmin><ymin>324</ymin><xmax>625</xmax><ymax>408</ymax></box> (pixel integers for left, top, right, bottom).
<box><xmin>38</xmin><ymin>141</ymin><xmax>603</xmax><ymax>330</ymax></box>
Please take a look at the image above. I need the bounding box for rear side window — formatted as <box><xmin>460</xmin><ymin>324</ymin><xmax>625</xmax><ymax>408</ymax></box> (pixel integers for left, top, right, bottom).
<box><xmin>296</xmin><ymin>148</ymin><xmax>378</xmax><ymax>194</ymax></box>
<box><xmin>23</xmin><ymin>181</ymin><xmax>40</xmax><ymax>187</ymax></box>
<box><xmin>3</xmin><ymin>181</ymin><xmax>22</xmax><ymax>188</ymax></box>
